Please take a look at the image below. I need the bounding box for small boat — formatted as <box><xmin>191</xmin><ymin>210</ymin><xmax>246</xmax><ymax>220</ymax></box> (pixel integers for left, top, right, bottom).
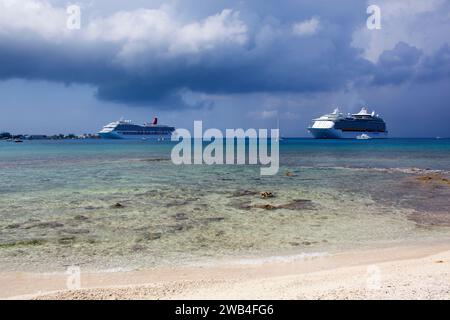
<box><xmin>356</xmin><ymin>134</ymin><xmax>371</xmax><ymax>140</ymax></box>
<box><xmin>14</xmin><ymin>139</ymin><xmax>24</xmax><ymax>143</ymax></box>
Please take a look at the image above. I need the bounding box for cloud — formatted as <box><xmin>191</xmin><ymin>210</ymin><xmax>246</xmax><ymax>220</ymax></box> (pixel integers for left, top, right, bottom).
<box><xmin>352</xmin><ymin>0</ymin><xmax>449</xmax><ymax>62</ymax></box>
<box><xmin>85</xmin><ymin>8</ymin><xmax>248</xmax><ymax>60</ymax></box>
<box><xmin>417</xmin><ymin>44</ymin><xmax>450</xmax><ymax>82</ymax></box>
<box><xmin>292</xmin><ymin>17</ymin><xmax>320</xmax><ymax>36</ymax></box>
<box><xmin>259</xmin><ymin>110</ymin><xmax>278</xmax><ymax>119</ymax></box>
<box><xmin>372</xmin><ymin>42</ymin><xmax>422</xmax><ymax>85</ymax></box>
<box><xmin>0</xmin><ymin>0</ymin><xmax>449</xmax><ymax>110</ymax></box>
<box><xmin>371</xmin><ymin>42</ymin><xmax>450</xmax><ymax>86</ymax></box>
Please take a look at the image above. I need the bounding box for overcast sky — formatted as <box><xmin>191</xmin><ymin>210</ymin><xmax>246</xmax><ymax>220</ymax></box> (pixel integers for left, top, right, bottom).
<box><xmin>0</xmin><ymin>0</ymin><xmax>449</xmax><ymax>137</ymax></box>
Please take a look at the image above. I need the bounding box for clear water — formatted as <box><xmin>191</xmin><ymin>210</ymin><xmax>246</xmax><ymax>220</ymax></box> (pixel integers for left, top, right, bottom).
<box><xmin>0</xmin><ymin>139</ymin><xmax>449</xmax><ymax>271</ymax></box>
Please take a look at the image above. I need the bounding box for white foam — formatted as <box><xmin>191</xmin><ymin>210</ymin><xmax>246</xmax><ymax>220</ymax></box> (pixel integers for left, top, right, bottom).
<box><xmin>305</xmin><ymin>166</ymin><xmax>449</xmax><ymax>175</ymax></box>
<box><xmin>228</xmin><ymin>252</ymin><xmax>329</xmax><ymax>266</ymax></box>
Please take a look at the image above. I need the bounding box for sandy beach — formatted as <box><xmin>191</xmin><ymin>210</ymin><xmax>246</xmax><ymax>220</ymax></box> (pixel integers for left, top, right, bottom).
<box><xmin>1</xmin><ymin>241</ymin><xmax>449</xmax><ymax>300</ymax></box>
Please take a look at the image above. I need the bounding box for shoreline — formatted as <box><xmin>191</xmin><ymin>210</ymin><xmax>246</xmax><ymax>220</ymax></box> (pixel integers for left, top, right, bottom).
<box><xmin>2</xmin><ymin>240</ymin><xmax>450</xmax><ymax>300</ymax></box>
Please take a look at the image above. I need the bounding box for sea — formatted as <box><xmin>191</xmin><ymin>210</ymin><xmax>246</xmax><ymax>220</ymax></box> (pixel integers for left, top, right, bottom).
<box><xmin>0</xmin><ymin>138</ymin><xmax>449</xmax><ymax>271</ymax></box>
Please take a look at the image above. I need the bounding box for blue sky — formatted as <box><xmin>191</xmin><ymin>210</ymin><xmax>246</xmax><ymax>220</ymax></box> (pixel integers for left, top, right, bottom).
<box><xmin>0</xmin><ymin>0</ymin><xmax>450</xmax><ymax>137</ymax></box>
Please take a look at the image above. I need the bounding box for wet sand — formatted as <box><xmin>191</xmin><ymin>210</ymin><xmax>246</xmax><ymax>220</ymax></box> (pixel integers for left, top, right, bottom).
<box><xmin>2</xmin><ymin>240</ymin><xmax>450</xmax><ymax>300</ymax></box>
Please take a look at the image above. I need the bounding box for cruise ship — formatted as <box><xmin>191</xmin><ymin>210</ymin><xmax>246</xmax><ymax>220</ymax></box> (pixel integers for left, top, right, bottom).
<box><xmin>308</xmin><ymin>107</ymin><xmax>388</xmax><ymax>139</ymax></box>
<box><xmin>98</xmin><ymin>117</ymin><xmax>176</xmax><ymax>140</ymax></box>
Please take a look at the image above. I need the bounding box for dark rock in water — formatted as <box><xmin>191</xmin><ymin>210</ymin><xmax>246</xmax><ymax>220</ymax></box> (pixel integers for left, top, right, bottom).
<box><xmin>84</xmin><ymin>206</ymin><xmax>101</xmax><ymax>211</ymax></box>
<box><xmin>135</xmin><ymin>190</ymin><xmax>159</xmax><ymax>197</ymax></box>
<box><xmin>58</xmin><ymin>236</ymin><xmax>76</xmax><ymax>244</ymax></box>
<box><xmin>260</xmin><ymin>191</ymin><xmax>274</xmax><ymax>198</ymax></box>
<box><xmin>253</xmin><ymin>204</ymin><xmax>278</xmax><ymax>210</ymax></box>
<box><xmin>301</xmin><ymin>240</ymin><xmax>318</xmax><ymax>246</ymax></box>
<box><xmin>111</xmin><ymin>202</ymin><xmax>125</xmax><ymax>208</ymax></box>
<box><xmin>131</xmin><ymin>244</ymin><xmax>145</xmax><ymax>252</ymax></box>
<box><xmin>172</xmin><ymin>213</ymin><xmax>188</xmax><ymax>221</ymax></box>
<box><xmin>0</xmin><ymin>239</ymin><xmax>47</xmax><ymax>248</ymax></box>
<box><xmin>143</xmin><ymin>232</ymin><xmax>162</xmax><ymax>240</ymax></box>
<box><xmin>74</xmin><ymin>215</ymin><xmax>89</xmax><ymax>221</ymax></box>
<box><xmin>233</xmin><ymin>202</ymin><xmax>253</xmax><ymax>210</ymax></box>
<box><xmin>408</xmin><ymin>210</ymin><xmax>450</xmax><ymax>228</ymax></box>
<box><xmin>278</xmin><ymin>199</ymin><xmax>314</xmax><ymax>210</ymax></box>
<box><xmin>166</xmin><ymin>200</ymin><xmax>190</xmax><ymax>207</ymax></box>
<box><xmin>30</xmin><ymin>221</ymin><xmax>64</xmax><ymax>229</ymax></box>
<box><xmin>6</xmin><ymin>223</ymin><xmax>21</xmax><ymax>229</ymax></box>
<box><xmin>199</xmin><ymin>217</ymin><xmax>225</xmax><ymax>223</ymax></box>
<box><xmin>416</xmin><ymin>174</ymin><xmax>450</xmax><ymax>186</ymax></box>
<box><xmin>167</xmin><ymin>224</ymin><xmax>185</xmax><ymax>232</ymax></box>
<box><xmin>238</xmin><ymin>199</ymin><xmax>314</xmax><ymax>211</ymax></box>
<box><xmin>61</xmin><ymin>229</ymin><xmax>90</xmax><ymax>235</ymax></box>
<box><xmin>232</xmin><ymin>190</ymin><xmax>258</xmax><ymax>197</ymax></box>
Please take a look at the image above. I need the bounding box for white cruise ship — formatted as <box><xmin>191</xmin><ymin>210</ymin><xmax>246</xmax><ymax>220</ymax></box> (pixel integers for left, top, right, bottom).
<box><xmin>308</xmin><ymin>107</ymin><xmax>388</xmax><ymax>139</ymax></box>
<box><xmin>98</xmin><ymin>117</ymin><xmax>176</xmax><ymax>140</ymax></box>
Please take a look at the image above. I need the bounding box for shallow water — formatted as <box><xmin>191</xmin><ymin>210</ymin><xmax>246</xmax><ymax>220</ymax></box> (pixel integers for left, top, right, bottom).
<box><xmin>0</xmin><ymin>139</ymin><xmax>449</xmax><ymax>271</ymax></box>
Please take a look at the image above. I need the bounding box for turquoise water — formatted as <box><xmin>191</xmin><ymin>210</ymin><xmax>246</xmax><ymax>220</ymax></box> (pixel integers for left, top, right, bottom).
<box><xmin>1</xmin><ymin>139</ymin><xmax>449</xmax><ymax>271</ymax></box>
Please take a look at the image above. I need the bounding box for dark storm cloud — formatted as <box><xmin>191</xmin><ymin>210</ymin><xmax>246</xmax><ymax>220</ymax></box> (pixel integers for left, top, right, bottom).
<box><xmin>372</xmin><ymin>42</ymin><xmax>422</xmax><ymax>85</ymax></box>
<box><xmin>372</xmin><ymin>42</ymin><xmax>450</xmax><ymax>86</ymax></box>
<box><xmin>417</xmin><ymin>44</ymin><xmax>450</xmax><ymax>82</ymax></box>
<box><xmin>0</xmin><ymin>0</ymin><xmax>448</xmax><ymax>108</ymax></box>
<box><xmin>0</xmin><ymin>0</ymin><xmax>372</xmax><ymax>107</ymax></box>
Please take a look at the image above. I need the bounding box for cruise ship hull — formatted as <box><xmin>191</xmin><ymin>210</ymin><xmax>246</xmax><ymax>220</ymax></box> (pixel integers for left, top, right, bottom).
<box><xmin>308</xmin><ymin>128</ymin><xmax>388</xmax><ymax>139</ymax></box>
<box><xmin>99</xmin><ymin>131</ymin><xmax>173</xmax><ymax>140</ymax></box>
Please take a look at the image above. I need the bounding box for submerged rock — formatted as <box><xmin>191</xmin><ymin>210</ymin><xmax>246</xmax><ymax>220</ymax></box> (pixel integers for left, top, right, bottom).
<box><xmin>239</xmin><ymin>199</ymin><xmax>315</xmax><ymax>211</ymax></box>
<box><xmin>167</xmin><ymin>224</ymin><xmax>185</xmax><ymax>232</ymax></box>
<box><xmin>6</xmin><ymin>223</ymin><xmax>21</xmax><ymax>229</ymax></box>
<box><xmin>61</xmin><ymin>229</ymin><xmax>90</xmax><ymax>235</ymax></box>
<box><xmin>74</xmin><ymin>215</ymin><xmax>89</xmax><ymax>221</ymax></box>
<box><xmin>0</xmin><ymin>238</ymin><xmax>47</xmax><ymax>248</ymax></box>
<box><xmin>131</xmin><ymin>244</ymin><xmax>145</xmax><ymax>252</ymax></box>
<box><xmin>231</xmin><ymin>190</ymin><xmax>258</xmax><ymax>197</ymax></box>
<box><xmin>199</xmin><ymin>217</ymin><xmax>225</xmax><ymax>223</ymax></box>
<box><xmin>27</xmin><ymin>221</ymin><xmax>64</xmax><ymax>229</ymax></box>
<box><xmin>260</xmin><ymin>192</ymin><xmax>274</xmax><ymax>199</ymax></box>
<box><xmin>416</xmin><ymin>174</ymin><xmax>450</xmax><ymax>186</ymax></box>
<box><xmin>285</xmin><ymin>171</ymin><xmax>295</xmax><ymax>177</ymax></box>
<box><xmin>58</xmin><ymin>236</ymin><xmax>76</xmax><ymax>244</ymax></box>
<box><xmin>172</xmin><ymin>213</ymin><xmax>188</xmax><ymax>221</ymax></box>
<box><xmin>111</xmin><ymin>202</ymin><xmax>125</xmax><ymax>208</ymax></box>
<box><xmin>166</xmin><ymin>200</ymin><xmax>190</xmax><ymax>207</ymax></box>
<box><xmin>253</xmin><ymin>204</ymin><xmax>278</xmax><ymax>210</ymax></box>
<box><xmin>143</xmin><ymin>232</ymin><xmax>162</xmax><ymax>241</ymax></box>
<box><xmin>278</xmin><ymin>199</ymin><xmax>315</xmax><ymax>210</ymax></box>
<box><xmin>84</xmin><ymin>206</ymin><xmax>102</xmax><ymax>211</ymax></box>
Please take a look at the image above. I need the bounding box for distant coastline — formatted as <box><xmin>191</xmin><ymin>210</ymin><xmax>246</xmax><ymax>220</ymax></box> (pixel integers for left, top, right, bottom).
<box><xmin>0</xmin><ymin>132</ymin><xmax>100</xmax><ymax>141</ymax></box>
